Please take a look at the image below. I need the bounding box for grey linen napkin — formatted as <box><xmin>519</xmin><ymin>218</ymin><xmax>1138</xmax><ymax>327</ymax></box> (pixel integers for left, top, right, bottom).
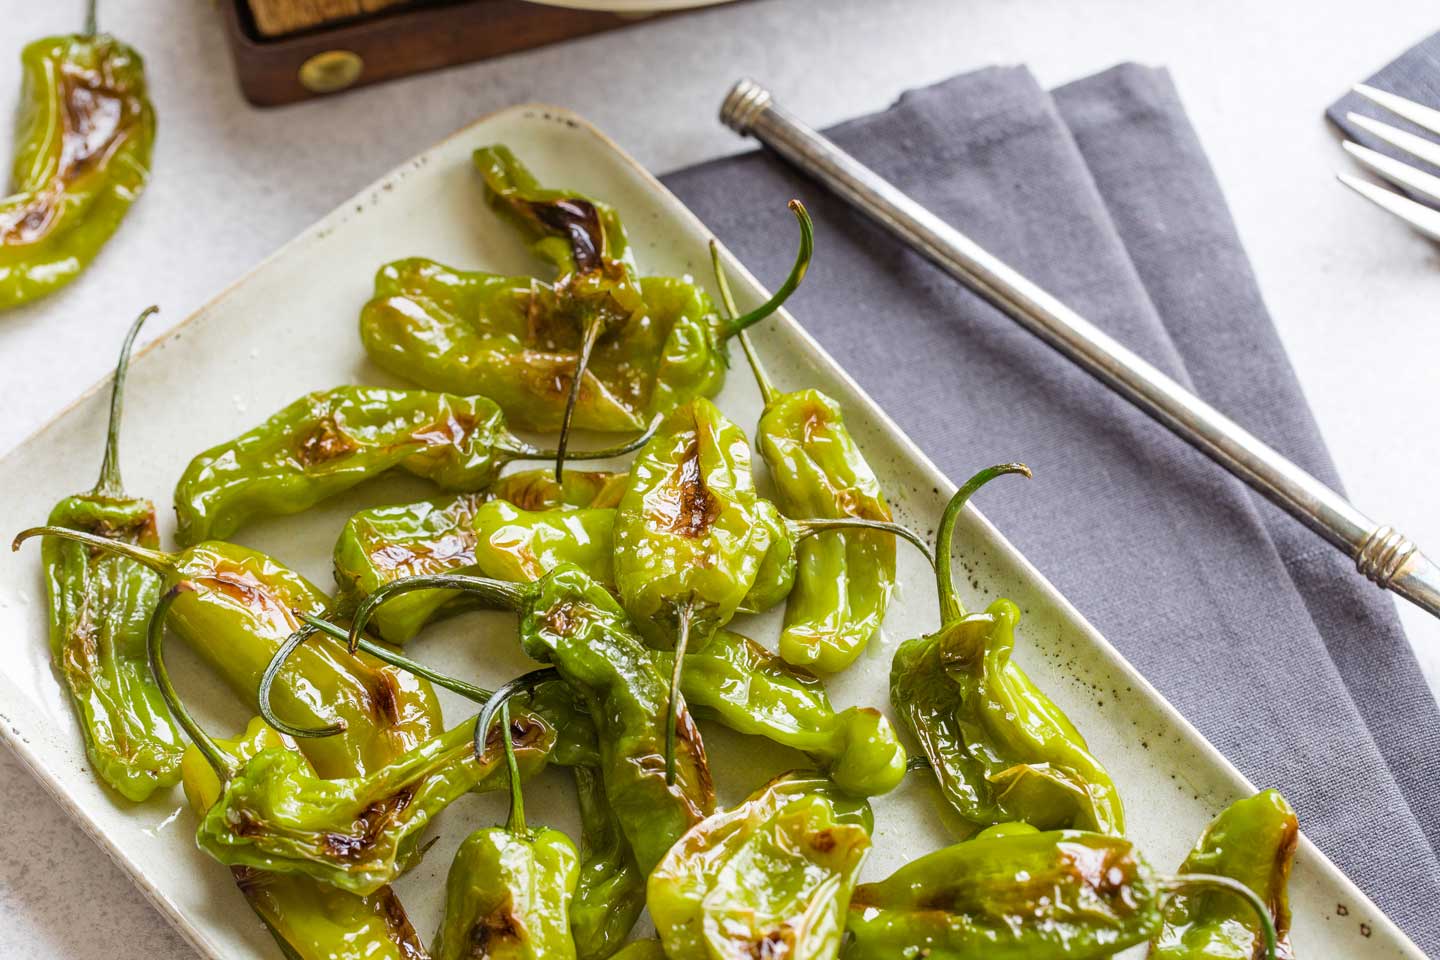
<box><xmin>1329</xmin><ymin>30</ymin><xmax>1440</xmax><ymax>190</ymax></box>
<box><xmin>663</xmin><ymin>64</ymin><xmax>1440</xmax><ymax>952</ymax></box>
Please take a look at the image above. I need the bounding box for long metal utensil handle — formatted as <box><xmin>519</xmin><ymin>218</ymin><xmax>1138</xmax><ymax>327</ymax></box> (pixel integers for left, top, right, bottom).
<box><xmin>720</xmin><ymin>78</ymin><xmax>1440</xmax><ymax>622</ymax></box>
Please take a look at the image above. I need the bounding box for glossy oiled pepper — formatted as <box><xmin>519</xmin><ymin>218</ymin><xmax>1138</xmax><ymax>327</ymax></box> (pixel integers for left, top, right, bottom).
<box><xmin>607</xmin><ymin>944</ymin><xmax>665</xmax><ymax>960</ymax></box>
<box><xmin>14</xmin><ymin>526</ymin><xmax>441</xmax><ymax>778</ymax></box>
<box><xmin>662</xmin><ymin>630</ymin><xmax>906</xmax><ymax>797</ymax></box>
<box><xmin>890</xmin><ymin>465</ymin><xmax>1124</xmax><ymax>834</ymax></box>
<box><xmin>358</xmin><ymin>148</ymin><xmax>809</xmax><ymax>440</ymax></box>
<box><xmin>711</xmin><ymin>234</ymin><xmax>899</xmax><ymax>674</ymax></box>
<box><xmin>433</xmin><ymin>695</ymin><xmax>580</xmax><ymax>960</ymax></box>
<box><xmin>1151</xmin><ymin>790</ymin><xmax>1297</xmax><ymax>959</ymax></box>
<box><xmin>180</xmin><ymin>717</ymin><xmax>427</xmax><ymax>960</ymax></box>
<box><xmin>172</xmin><ymin>385</ymin><xmax>649</xmax><ymax>546</ymax></box>
<box><xmin>33</xmin><ymin>307</ymin><xmax>182</xmax><ymax>801</ymax></box>
<box><xmin>1</xmin><ymin>4</ymin><xmax>154</xmax><ymax>309</ymax></box>
<box><xmin>344</xmin><ymin>564</ymin><xmax>715</xmax><ymax>873</ymax></box>
<box><xmin>332</xmin><ymin>468</ymin><xmax>625</xmax><ymax>643</ymax></box>
<box><xmin>570</xmin><ymin>765</ymin><xmax>646</xmax><ymax>960</ymax></box>
<box><xmin>648</xmin><ymin>771</ymin><xmax>872</xmax><ymax>960</ymax></box>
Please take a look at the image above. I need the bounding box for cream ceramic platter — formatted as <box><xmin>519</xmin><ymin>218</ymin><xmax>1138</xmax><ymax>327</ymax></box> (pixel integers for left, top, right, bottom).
<box><xmin>0</xmin><ymin>104</ymin><xmax>1420</xmax><ymax>959</ymax></box>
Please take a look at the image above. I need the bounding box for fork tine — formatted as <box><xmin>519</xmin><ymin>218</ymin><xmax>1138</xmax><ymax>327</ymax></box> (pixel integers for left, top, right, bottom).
<box><xmin>1346</xmin><ymin>112</ymin><xmax>1440</xmax><ymax>170</ymax></box>
<box><xmin>1342</xmin><ymin>141</ymin><xmax>1440</xmax><ymax>206</ymax></box>
<box><xmin>1337</xmin><ymin>173</ymin><xmax>1440</xmax><ymax>242</ymax></box>
<box><xmin>1353</xmin><ymin>83</ymin><xmax>1440</xmax><ymax>139</ymax></box>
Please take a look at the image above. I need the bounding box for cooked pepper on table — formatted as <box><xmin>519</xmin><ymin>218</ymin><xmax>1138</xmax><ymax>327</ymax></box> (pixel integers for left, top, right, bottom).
<box><xmin>13</xmin><ymin>526</ymin><xmax>441</xmax><ymax>778</ymax></box>
<box><xmin>358</xmin><ymin>149</ymin><xmax>811</xmax><ymax>455</ymax></box>
<box><xmin>172</xmin><ymin>385</ymin><xmax>653</xmax><ymax>547</ymax></box>
<box><xmin>1151</xmin><ymin>790</ymin><xmax>1298</xmax><ymax>959</ymax></box>
<box><xmin>33</xmin><ymin>306</ymin><xmax>183</xmax><ymax>802</ymax></box>
<box><xmin>570</xmin><ymin>764</ymin><xmax>646</xmax><ymax>960</ymax></box>
<box><xmin>648</xmin><ymin>771</ymin><xmax>872</xmax><ymax>960</ymax></box>
<box><xmin>180</xmin><ymin>717</ymin><xmax>428</xmax><ymax>960</ymax></box>
<box><xmin>1</xmin><ymin>1</ymin><xmax>154</xmax><ymax>309</ymax></box>
<box><xmin>890</xmin><ymin>464</ymin><xmax>1125</xmax><ymax>835</ymax></box>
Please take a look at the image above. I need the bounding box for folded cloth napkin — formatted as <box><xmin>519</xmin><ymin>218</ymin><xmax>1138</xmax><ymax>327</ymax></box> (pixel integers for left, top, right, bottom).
<box><xmin>1329</xmin><ymin>30</ymin><xmax>1440</xmax><ymax>190</ymax></box>
<box><xmin>664</xmin><ymin>64</ymin><xmax>1440</xmax><ymax>952</ymax></box>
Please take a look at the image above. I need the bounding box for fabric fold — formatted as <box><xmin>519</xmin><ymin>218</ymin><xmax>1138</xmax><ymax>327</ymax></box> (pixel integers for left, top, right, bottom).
<box><xmin>663</xmin><ymin>63</ymin><xmax>1440</xmax><ymax>952</ymax></box>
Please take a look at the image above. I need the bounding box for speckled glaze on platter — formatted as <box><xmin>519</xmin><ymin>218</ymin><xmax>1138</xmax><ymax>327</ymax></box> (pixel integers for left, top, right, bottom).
<box><xmin>0</xmin><ymin>104</ymin><xmax>1420</xmax><ymax>959</ymax></box>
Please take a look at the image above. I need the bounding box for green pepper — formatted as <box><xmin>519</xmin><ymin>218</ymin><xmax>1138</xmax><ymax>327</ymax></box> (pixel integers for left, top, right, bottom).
<box><xmin>358</xmin><ymin>149</ymin><xmax>809</xmax><ymax>449</ymax></box>
<box><xmin>31</xmin><ymin>307</ymin><xmax>182</xmax><ymax>801</ymax></box>
<box><xmin>606</xmin><ymin>944</ymin><xmax>665</xmax><ymax>960</ymax></box>
<box><xmin>889</xmin><ymin>465</ymin><xmax>1124</xmax><ymax>834</ymax></box>
<box><xmin>171</xmin><ymin>385</ymin><xmax>652</xmax><ymax>547</ymax></box>
<box><xmin>570</xmin><ymin>765</ymin><xmax>646</xmax><ymax>960</ymax></box>
<box><xmin>663</xmin><ymin>630</ymin><xmax>905</xmax><ymax>797</ymax></box>
<box><xmin>14</xmin><ymin>527</ymin><xmax>441</xmax><ymax>778</ymax></box>
<box><xmin>710</xmin><ymin>233</ymin><xmax>898</xmax><ymax>674</ymax></box>
<box><xmin>433</xmin><ymin>693</ymin><xmax>580</xmax><ymax>960</ymax></box>
<box><xmin>180</xmin><ymin>717</ymin><xmax>428</xmax><ymax>960</ymax></box>
<box><xmin>1151</xmin><ymin>790</ymin><xmax>1297</xmax><ymax>959</ymax></box>
<box><xmin>332</xmin><ymin>468</ymin><xmax>625</xmax><ymax>643</ymax></box>
<box><xmin>342</xmin><ymin>565</ymin><xmax>716</xmax><ymax>873</ymax></box>
<box><xmin>648</xmin><ymin>771</ymin><xmax>872</xmax><ymax>960</ymax></box>
<box><xmin>1</xmin><ymin>4</ymin><xmax>154</xmax><ymax>309</ymax></box>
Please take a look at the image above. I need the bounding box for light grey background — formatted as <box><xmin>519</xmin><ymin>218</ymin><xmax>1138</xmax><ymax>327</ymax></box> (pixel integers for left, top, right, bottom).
<box><xmin>2</xmin><ymin>0</ymin><xmax>1437</xmax><ymax>956</ymax></box>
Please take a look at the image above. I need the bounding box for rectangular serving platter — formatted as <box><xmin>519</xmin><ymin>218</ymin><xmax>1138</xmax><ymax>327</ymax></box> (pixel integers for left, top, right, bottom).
<box><xmin>0</xmin><ymin>104</ymin><xmax>1421</xmax><ymax>959</ymax></box>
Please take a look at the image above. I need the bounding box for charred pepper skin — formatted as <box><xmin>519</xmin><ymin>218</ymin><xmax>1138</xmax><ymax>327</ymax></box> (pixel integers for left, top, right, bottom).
<box><xmin>1</xmin><ymin>26</ymin><xmax>154</xmax><ymax>309</ymax></box>
<box><xmin>332</xmin><ymin>468</ymin><xmax>625</xmax><ymax>644</ymax></box>
<box><xmin>180</xmin><ymin>718</ymin><xmax>428</xmax><ymax>960</ymax></box>
<box><xmin>648</xmin><ymin>771</ymin><xmax>872</xmax><ymax>960</ymax></box>
<box><xmin>32</xmin><ymin>307</ymin><xmax>183</xmax><ymax>802</ymax></box>
<box><xmin>845</xmin><ymin>829</ymin><xmax>1162</xmax><ymax>959</ymax></box>
<box><xmin>1151</xmin><ymin>790</ymin><xmax>1298</xmax><ymax>959</ymax></box>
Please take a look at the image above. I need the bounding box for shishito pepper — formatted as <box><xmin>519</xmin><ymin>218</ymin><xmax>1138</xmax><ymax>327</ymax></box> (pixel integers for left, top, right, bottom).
<box><xmin>432</xmin><ymin>694</ymin><xmax>580</xmax><ymax>960</ymax></box>
<box><xmin>648</xmin><ymin>771</ymin><xmax>872</xmax><ymax>960</ymax></box>
<box><xmin>31</xmin><ymin>306</ymin><xmax>183</xmax><ymax>801</ymax></box>
<box><xmin>570</xmin><ymin>765</ymin><xmax>646</xmax><ymax>960</ymax></box>
<box><xmin>332</xmin><ymin>468</ymin><xmax>625</xmax><ymax>643</ymax></box>
<box><xmin>890</xmin><ymin>464</ymin><xmax>1124</xmax><ymax>835</ymax></box>
<box><xmin>713</xmin><ymin>243</ymin><xmax>898</xmax><ymax>673</ymax></box>
<box><xmin>358</xmin><ymin>148</ymin><xmax>809</xmax><ymax>444</ymax></box>
<box><xmin>845</xmin><ymin>828</ymin><xmax>1279</xmax><ymax>960</ymax></box>
<box><xmin>180</xmin><ymin>717</ymin><xmax>428</xmax><ymax>960</ymax></box>
<box><xmin>171</xmin><ymin>385</ymin><xmax>652</xmax><ymax>547</ymax></box>
<box><xmin>342</xmin><ymin>564</ymin><xmax>716</xmax><ymax>873</ymax></box>
<box><xmin>1151</xmin><ymin>790</ymin><xmax>1298</xmax><ymax>959</ymax></box>
<box><xmin>1</xmin><ymin>3</ymin><xmax>154</xmax><ymax>309</ymax></box>
<box><xmin>13</xmin><ymin>526</ymin><xmax>441</xmax><ymax>778</ymax></box>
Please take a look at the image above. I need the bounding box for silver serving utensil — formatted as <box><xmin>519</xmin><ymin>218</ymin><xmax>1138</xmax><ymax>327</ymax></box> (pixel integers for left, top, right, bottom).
<box><xmin>1338</xmin><ymin>85</ymin><xmax>1440</xmax><ymax>240</ymax></box>
<box><xmin>720</xmin><ymin>78</ymin><xmax>1440</xmax><ymax>622</ymax></box>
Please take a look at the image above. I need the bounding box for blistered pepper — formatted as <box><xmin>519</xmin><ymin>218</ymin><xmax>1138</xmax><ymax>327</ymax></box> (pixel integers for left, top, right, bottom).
<box><xmin>332</xmin><ymin>468</ymin><xmax>625</xmax><ymax>643</ymax></box>
<box><xmin>570</xmin><ymin>765</ymin><xmax>646</xmax><ymax>960</ymax></box>
<box><xmin>171</xmin><ymin>385</ymin><xmax>651</xmax><ymax>546</ymax></box>
<box><xmin>662</xmin><ymin>630</ymin><xmax>905</xmax><ymax>797</ymax></box>
<box><xmin>1</xmin><ymin>4</ymin><xmax>154</xmax><ymax>309</ymax></box>
<box><xmin>712</xmin><ymin>242</ymin><xmax>898</xmax><ymax>673</ymax></box>
<box><xmin>607</xmin><ymin>944</ymin><xmax>665</xmax><ymax>960</ymax></box>
<box><xmin>342</xmin><ymin>564</ymin><xmax>716</xmax><ymax>873</ymax></box>
<box><xmin>31</xmin><ymin>307</ymin><xmax>182</xmax><ymax>801</ymax></box>
<box><xmin>14</xmin><ymin>526</ymin><xmax>440</xmax><ymax>778</ymax></box>
<box><xmin>890</xmin><ymin>464</ymin><xmax>1124</xmax><ymax>834</ymax></box>
<box><xmin>648</xmin><ymin>771</ymin><xmax>872</xmax><ymax>960</ymax></box>
<box><xmin>1151</xmin><ymin>790</ymin><xmax>1297</xmax><ymax>959</ymax></box>
<box><xmin>180</xmin><ymin>717</ymin><xmax>428</xmax><ymax>960</ymax></box>
<box><xmin>358</xmin><ymin>148</ymin><xmax>808</xmax><ymax>444</ymax></box>
<box><xmin>433</xmin><ymin>694</ymin><xmax>580</xmax><ymax>960</ymax></box>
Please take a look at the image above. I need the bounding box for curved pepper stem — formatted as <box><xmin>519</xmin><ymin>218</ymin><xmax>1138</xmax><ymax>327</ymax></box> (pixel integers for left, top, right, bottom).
<box><xmin>502</xmin><ymin>412</ymin><xmax>662</xmax><ymax>470</ymax></box>
<box><xmin>710</xmin><ymin>240</ymin><xmax>776</xmax><ymax>406</ymax></box>
<box><xmin>790</xmin><ymin>517</ymin><xmax>936</xmax><ymax>570</ymax></box>
<box><xmin>664</xmin><ymin>601</ymin><xmax>695</xmax><ymax>787</ymax></box>
<box><xmin>85</xmin><ymin>0</ymin><xmax>98</xmax><ymax>35</ymax></box>
<box><xmin>553</xmin><ymin>318</ymin><xmax>607</xmax><ymax>483</ymax></box>
<box><xmin>934</xmin><ymin>463</ymin><xmax>1032</xmax><ymax>623</ymax></box>
<box><xmin>720</xmin><ymin>200</ymin><xmax>815</xmax><ymax>339</ymax></box>
<box><xmin>345</xmin><ymin>573</ymin><xmax>528</xmax><ymax>653</ymax></box>
<box><xmin>256</xmin><ymin>621</ymin><xmax>347</xmax><ymax>740</ymax></box>
<box><xmin>147</xmin><ymin>583</ymin><xmax>238</xmax><ymax>781</ymax></box>
<box><xmin>10</xmin><ymin>525</ymin><xmax>171</xmax><ymax>572</ymax></box>
<box><xmin>1157</xmin><ymin>873</ymin><xmax>1278</xmax><ymax>960</ymax></box>
<box><xmin>473</xmin><ymin>668</ymin><xmax>560</xmax><ymax>767</ymax></box>
<box><xmin>95</xmin><ymin>305</ymin><xmax>157</xmax><ymax>497</ymax></box>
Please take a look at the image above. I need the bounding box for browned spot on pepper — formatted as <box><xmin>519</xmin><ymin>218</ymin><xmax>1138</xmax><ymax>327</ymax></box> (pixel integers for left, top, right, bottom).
<box><xmin>322</xmin><ymin>786</ymin><xmax>416</xmax><ymax>861</ymax></box>
<box><xmin>375</xmin><ymin>886</ymin><xmax>427</xmax><ymax>958</ymax></box>
<box><xmin>370</xmin><ymin>670</ymin><xmax>402</xmax><ymax>726</ymax></box>
<box><xmin>75</xmin><ymin>508</ymin><xmax>158</xmax><ymax>549</ymax></box>
<box><xmin>809</xmin><ymin>829</ymin><xmax>837</xmax><ymax>853</ymax></box>
<box><xmin>748</xmin><ymin>928</ymin><xmax>794</xmax><ymax>959</ymax></box>
<box><xmin>525</xmin><ymin>197</ymin><xmax>604</xmax><ymax>273</ymax></box>
<box><xmin>471</xmin><ymin>894</ymin><xmax>526</xmax><ymax>955</ymax></box>
<box><xmin>411</xmin><ymin>410</ymin><xmax>481</xmax><ymax>450</ymax></box>
<box><xmin>371</xmin><ymin>534</ymin><xmax>478</xmax><ymax>575</ymax></box>
<box><xmin>646</xmin><ymin>442</ymin><xmax>717</xmax><ymax>538</ymax></box>
<box><xmin>197</xmin><ymin>560</ymin><xmax>296</xmax><ymax>634</ymax></box>
<box><xmin>296</xmin><ymin>416</ymin><xmax>358</xmax><ymax>466</ymax></box>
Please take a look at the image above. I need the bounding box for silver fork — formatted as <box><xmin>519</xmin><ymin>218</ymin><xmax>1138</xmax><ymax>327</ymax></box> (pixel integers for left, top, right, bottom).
<box><xmin>1338</xmin><ymin>84</ymin><xmax>1440</xmax><ymax>241</ymax></box>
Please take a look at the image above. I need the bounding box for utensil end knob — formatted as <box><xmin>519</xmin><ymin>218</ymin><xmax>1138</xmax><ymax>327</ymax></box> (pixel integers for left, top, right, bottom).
<box><xmin>721</xmin><ymin>78</ymin><xmax>771</xmax><ymax>135</ymax></box>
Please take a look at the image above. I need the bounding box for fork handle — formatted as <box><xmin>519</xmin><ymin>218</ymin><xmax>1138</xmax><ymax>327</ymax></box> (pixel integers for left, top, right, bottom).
<box><xmin>720</xmin><ymin>78</ymin><xmax>1440</xmax><ymax>622</ymax></box>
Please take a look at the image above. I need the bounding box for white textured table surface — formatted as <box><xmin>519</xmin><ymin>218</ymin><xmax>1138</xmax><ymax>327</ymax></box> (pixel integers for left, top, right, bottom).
<box><xmin>2</xmin><ymin>0</ymin><xmax>1438</xmax><ymax>956</ymax></box>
